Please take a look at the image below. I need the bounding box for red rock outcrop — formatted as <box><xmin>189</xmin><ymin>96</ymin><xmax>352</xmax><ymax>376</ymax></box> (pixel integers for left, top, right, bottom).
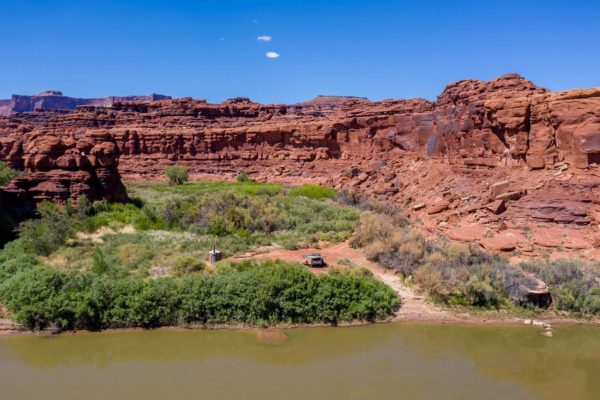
<box><xmin>0</xmin><ymin>132</ymin><xmax>127</xmax><ymax>206</ymax></box>
<box><xmin>0</xmin><ymin>73</ymin><xmax>599</xmax><ymax>259</ymax></box>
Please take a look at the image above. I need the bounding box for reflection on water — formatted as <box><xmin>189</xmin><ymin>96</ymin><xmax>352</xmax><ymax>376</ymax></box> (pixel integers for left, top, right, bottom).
<box><xmin>0</xmin><ymin>323</ymin><xmax>598</xmax><ymax>400</ymax></box>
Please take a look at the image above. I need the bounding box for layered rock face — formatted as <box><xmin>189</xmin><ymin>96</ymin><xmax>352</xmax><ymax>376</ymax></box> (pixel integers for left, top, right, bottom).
<box><xmin>0</xmin><ymin>73</ymin><xmax>599</xmax><ymax>258</ymax></box>
<box><xmin>0</xmin><ymin>130</ymin><xmax>127</xmax><ymax>206</ymax></box>
<box><xmin>0</xmin><ymin>91</ymin><xmax>171</xmax><ymax>116</ymax></box>
<box><xmin>19</xmin><ymin>73</ymin><xmax>594</xmax><ymax>174</ymax></box>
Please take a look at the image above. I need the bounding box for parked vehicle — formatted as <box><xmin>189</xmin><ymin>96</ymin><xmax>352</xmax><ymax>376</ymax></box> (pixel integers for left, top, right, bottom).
<box><xmin>301</xmin><ymin>253</ymin><xmax>326</xmax><ymax>267</ymax></box>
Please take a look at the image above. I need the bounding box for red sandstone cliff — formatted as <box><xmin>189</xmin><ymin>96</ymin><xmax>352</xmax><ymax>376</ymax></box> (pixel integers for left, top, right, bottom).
<box><xmin>1</xmin><ymin>74</ymin><xmax>599</xmax><ymax>258</ymax></box>
<box><xmin>0</xmin><ymin>128</ymin><xmax>127</xmax><ymax>206</ymax></box>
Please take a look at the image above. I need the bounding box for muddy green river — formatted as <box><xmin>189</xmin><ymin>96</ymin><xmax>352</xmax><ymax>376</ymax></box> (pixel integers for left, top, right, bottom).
<box><xmin>0</xmin><ymin>323</ymin><xmax>598</xmax><ymax>400</ymax></box>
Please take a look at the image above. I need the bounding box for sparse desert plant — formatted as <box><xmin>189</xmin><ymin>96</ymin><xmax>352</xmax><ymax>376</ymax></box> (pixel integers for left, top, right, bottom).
<box><xmin>351</xmin><ymin>211</ymin><xmax>396</xmax><ymax>248</ymax></box>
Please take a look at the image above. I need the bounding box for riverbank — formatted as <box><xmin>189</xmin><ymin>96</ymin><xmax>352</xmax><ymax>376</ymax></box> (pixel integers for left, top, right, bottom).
<box><xmin>232</xmin><ymin>241</ymin><xmax>600</xmax><ymax>326</ymax></box>
<box><xmin>2</xmin><ymin>299</ymin><xmax>598</xmax><ymax>338</ymax></box>
<box><xmin>2</xmin><ymin>314</ymin><xmax>598</xmax><ymax>338</ymax></box>
<box><xmin>1</xmin><ymin>180</ymin><xmax>598</xmax><ymax>336</ymax></box>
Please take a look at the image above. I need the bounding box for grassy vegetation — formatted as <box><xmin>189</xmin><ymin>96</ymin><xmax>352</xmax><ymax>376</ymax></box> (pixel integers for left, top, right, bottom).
<box><xmin>289</xmin><ymin>184</ymin><xmax>337</xmax><ymax>199</ymax></box>
<box><xmin>0</xmin><ymin>180</ymin><xmax>400</xmax><ymax>331</ymax></box>
<box><xmin>131</xmin><ymin>180</ymin><xmax>283</xmax><ymax>198</ymax></box>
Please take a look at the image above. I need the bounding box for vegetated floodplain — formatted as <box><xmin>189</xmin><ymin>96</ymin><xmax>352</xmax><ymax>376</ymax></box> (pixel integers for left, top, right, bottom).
<box><xmin>0</xmin><ymin>181</ymin><xmax>399</xmax><ymax>331</ymax></box>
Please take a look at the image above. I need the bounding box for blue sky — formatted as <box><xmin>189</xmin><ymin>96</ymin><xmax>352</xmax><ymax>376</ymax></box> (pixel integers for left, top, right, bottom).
<box><xmin>1</xmin><ymin>0</ymin><xmax>599</xmax><ymax>103</ymax></box>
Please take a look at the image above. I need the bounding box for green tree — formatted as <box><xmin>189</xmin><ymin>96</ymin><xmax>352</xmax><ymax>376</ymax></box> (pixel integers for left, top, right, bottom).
<box><xmin>165</xmin><ymin>165</ymin><xmax>189</xmax><ymax>185</ymax></box>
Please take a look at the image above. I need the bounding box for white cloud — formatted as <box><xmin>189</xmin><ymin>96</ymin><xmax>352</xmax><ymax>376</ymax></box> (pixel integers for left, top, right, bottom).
<box><xmin>257</xmin><ymin>35</ymin><xmax>272</xmax><ymax>42</ymax></box>
<box><xmin>266</xmin><ymin>51</ymin><xmax>280</xmax><ymax>59</ymax></box>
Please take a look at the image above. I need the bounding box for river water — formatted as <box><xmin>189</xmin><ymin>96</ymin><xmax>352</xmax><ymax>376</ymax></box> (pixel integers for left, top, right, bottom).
<box><xmin>0</xmin><ymin>323</ymin><xmax>598</xmax><ymax>400</ymax></box>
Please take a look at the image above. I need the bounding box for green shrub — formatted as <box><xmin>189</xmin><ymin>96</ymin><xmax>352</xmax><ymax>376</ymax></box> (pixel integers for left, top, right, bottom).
<box><xmin>91</xmin><ymin>248</ymin><xmax>110</xmax><ymax>275</ymax></box>
<box><xmin>165</xmin><ymin>165</ymin><xmax>189</xmax><ymax>185</ymax></box>
<box><xmin>236</xmin><ymin>172</ymin><xmax>251</xmax><ymax>182</ymax></box>
<box><xmin>105</xmin><ymin>277</ymin><xmax>145</xmax><ymax>327</ymax></box>
<box><xmin>0</xmin><ymin>259</ymin><xmax>399</xmax><ymax>331</ymax></box>
<box><xmin>0</xmin><ymin>161</ymin><xmax>19</xmax><ymax>185</ymax></box>
<box><xmin>0</xmin><ymin>239</ymin><xmax>39</xmax><ymax>283</ymax></box>
<box><xmin>0</xmin><ymin>267</ymin><xmax>112</xmax><ymax>331</ymax></box>
<box><xmin>18</xmin><ymin>201</ymin><xmax>74</xmax><ymax>256</ymax></box>
<box><xmin>289</xmin><ymin>184</ymin><xmax>337</xmax><ymax>199</ymax></box>
<box><xmin>131</xmin><ymin>278</ymin><xmax>180</xmax><ymax>328</ymax></box>
<box><xmin>583</xmin><ymin>288</ymin><xmax>600</xmax><ymax>315</ymax></box>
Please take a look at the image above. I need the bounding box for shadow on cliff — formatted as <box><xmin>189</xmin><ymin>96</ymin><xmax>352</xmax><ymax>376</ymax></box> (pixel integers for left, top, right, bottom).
<box><xmin>0</xmin><ymin>204</ymin><xmax>34</xmax><ymax>248</ymax></box>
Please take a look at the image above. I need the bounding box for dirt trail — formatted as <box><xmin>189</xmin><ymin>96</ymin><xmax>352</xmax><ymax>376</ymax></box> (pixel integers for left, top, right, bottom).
<box><xmin>232</xmin><ymin>241</ymin><xmax>456</xmax><ymax>321</ymax></box>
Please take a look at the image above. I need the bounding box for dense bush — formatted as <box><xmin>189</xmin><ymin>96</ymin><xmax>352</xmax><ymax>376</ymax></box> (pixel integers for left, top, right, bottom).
<box><xmin>0</xmin><ymin>161</ymin><xmax>19</xmax><ymax>185</ymax></box>
<box><xmin>0</xmin><ymin>267</ymin><xmax>112</xmax><ymax>330</ymax></box>
<box><xmin>0</xmin><ymin>260</ymin><xmax>399</xmax><ymax>331</ymax></box>
<box><xmin>0</xmin><ymin>239</ymin><xmax>39</xmax><ymax>282</ymax></box>
<box><xmin>18</xmin><ymin>201</ymin><xmax>76</xmax><ymax>256</ymax></box>
<box><xmin>165</xmin><ymin>165</ymin><xmax>189</xmax><ymax>185</ymax></box>
<box><xmin>411</xmin><ymin>249</ymin><xmax>537</xmax><ymax>308</ymax></box>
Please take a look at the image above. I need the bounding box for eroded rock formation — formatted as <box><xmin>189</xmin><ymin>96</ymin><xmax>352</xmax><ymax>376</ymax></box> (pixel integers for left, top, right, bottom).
<box><xmin>0</xmin><ymin>132</ymin><xmax>127</xmax><ymax>206</ymax></box>
<box><xmin>1</xmin><ymin>73</ymin><xmax>599</xmax><ymax>259</ymax></box>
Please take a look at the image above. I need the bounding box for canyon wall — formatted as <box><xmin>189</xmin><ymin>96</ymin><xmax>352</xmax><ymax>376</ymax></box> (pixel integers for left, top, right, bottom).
<box><xmin>6</xmin><ymin>73</ymin><xmax>594</xmax><ymax>175</ymax></box>
<box><xmin>1</xmin><ymin>74</ymin><xmax>599</xmax><ymax>256</ymax></box>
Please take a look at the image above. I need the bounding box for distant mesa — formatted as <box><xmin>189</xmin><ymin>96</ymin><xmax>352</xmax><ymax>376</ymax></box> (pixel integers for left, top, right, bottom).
<box><xmin>300</xmin><ymin>95</ymin><xmax>368</xmax><ymax>105</ymax></box>
<box><xmin>0</xmin><ymin>91</ymin><xmax>172</xmax><ymax>116</ymax></box>
<box><xmin>224</xmin><ymin>97</ymin><xmax>256</xmax><ymax>104</ymax></box>
<box><xmin>38</xmin><ymin>90</ymin><xmax>63</xmax><ymax>96</ymax></box>
<box><xmin>290</xmin><ymin>95</ymin><xmax>369</xmax><ymax>115</ymax></box>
